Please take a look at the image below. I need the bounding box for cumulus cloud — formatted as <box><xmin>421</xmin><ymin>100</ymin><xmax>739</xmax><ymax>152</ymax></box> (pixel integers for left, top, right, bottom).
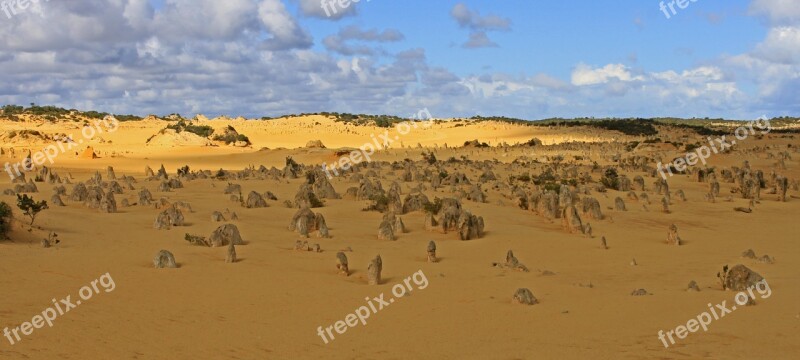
<box><xmin>294</xmin><ymin>0</ymin><xmax>357</xmax><ymax>20</ymax></box>
<box><xmin>323</xmin><ymin>26</ymin><xmax>404</xmax><ymax>55</ymax></box>
<box><xmin>451</xmin><ymin>3</ymin><xmax>510</xmax><ymax>49</ymax></box>
<box><xmin>753</xmin><ymin>26</ymin><xmax>800</xmax><ymax>64</ymax></box>
<box><xmin>571</xmin><ymin>64</ymin><xmax>644</xmax><ymax>86</ymax></box>
<box><xmin>749</xmin><ymin>0</ymin><xmax>800</xmax><ymax>25</ymax></box>
<box><xmin>257</xmin><ymin>0</ymin><xmax>313</xmax><ymax>50</ymax></box>
<box><xmin>451</xmin><ymin>3</ymin><xmax>511</xmax><ymax>31</ymax></box>
<box><xmin>717</xmin><ymin>0</ymin><xmax>800</xmax><ymax>114</ymax></box>
<box><xmin>0</xmin><ymin>0</ymin><xmax>796</xmax><ymax>120</ymax></box>
<box><xmin>462</xmin><ymin>32</ymin><xmax>498</xmax><ymax>48</ymax></box>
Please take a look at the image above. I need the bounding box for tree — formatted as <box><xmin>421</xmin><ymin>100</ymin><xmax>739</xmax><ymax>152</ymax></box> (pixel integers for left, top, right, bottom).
<box><xmin>16</xmin><ymin>194</ymin><xmax>48</xmax><ymax>226</ymax></box>
<box><xmin>0</xmin><ymin>202</ymin><xmax>11</xmax><ymax>239</ymax></box>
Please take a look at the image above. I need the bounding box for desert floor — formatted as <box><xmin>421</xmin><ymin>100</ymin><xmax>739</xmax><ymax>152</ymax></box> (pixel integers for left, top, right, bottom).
<box><xmin>0</xmin><ymin>116</ymin><xmax>798</xmax><ymax>359</ymax></box>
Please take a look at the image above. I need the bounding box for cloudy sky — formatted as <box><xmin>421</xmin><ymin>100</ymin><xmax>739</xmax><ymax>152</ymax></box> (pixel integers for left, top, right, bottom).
<box><xmin>0</xmin><ymin>0</ymin><xmax>797</xmax><ymax>119</ymax></box>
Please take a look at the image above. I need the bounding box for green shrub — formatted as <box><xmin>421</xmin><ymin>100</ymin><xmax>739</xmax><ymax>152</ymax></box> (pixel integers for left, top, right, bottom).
<box><xmin>532</xmin><ymin>170</ymin><xmax>556</xmax><ymax>185</ymax></box>
<box><xmin>165</xmin><ymin>120</ymin><xmax>214</xmax><ymax>137</ymax></box>
<box><xmin>600</xmin><ymin>168</ymin><xmax>620</xmax><ymax>190</ymax></box>
<box><xmin>212</xmin><ymin>130</ymin><xmax>251</xmax><ymax>145</ymax></box>
<box><xmin>364</xmin><ymin>194</ymin><xmax>390</xmax><ymax>212</ymax></box>
<box><xmin>185</xmin><ymin>124</ymin><xmax>214</xmax><ymax>137</ymax></box>
<box><xmin>463</xmin><ymin>140</ymin><xmax>489</xmax><ymax>148</ymax></box>
<box><xmin>1</xmin><ymin>105</ymin><xmax>24</xmax><ymax>115</ymax></box>
<box><xmin>422</xmin><ymin>151</ymin><xmax>437</xmax><ymax>165</ymax></box>
<box><xmin>523</xmin><ymin>138</ymin><xmax>543</xmax><ymax>146</ymax></box>
<box><xmin>17</xmin><ymin>194</ymin><xmax>47</xmax><ymax>226</ymax></box>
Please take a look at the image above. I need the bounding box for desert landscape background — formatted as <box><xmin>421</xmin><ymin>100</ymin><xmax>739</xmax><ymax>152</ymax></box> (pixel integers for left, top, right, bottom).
<box><xmin>2</xmin><ymin>0</ymin><xmax>799</xmax><ymax>358</ymax></box>
<box><xmin>0</xmin><ymin>110</ymin><xmax>797</xmax><ymax>359</ymax></box>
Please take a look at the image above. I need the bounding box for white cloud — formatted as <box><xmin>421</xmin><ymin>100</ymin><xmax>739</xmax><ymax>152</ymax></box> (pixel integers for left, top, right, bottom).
<box><xmin>294</xmin><ymin>0</ymin><xmax>357</xmax><ymax>20</ymax></box>
<box><xmin>451</xmin><ymin>3</ymin><xmax>511</xmax><ymax>31</ymax></box>
<box><xmin>0</xmin><ymin>0</ymin><xmax>796</xmax><ymax>120</ymax></box>
<box><xmin>753</xmin><ymin>26</ymin><xmax>800</xmax><ymax>64</ymax></box>
<box><xmin>451</xmin><ymin>3</ymin><xmax>510</xmax><ymax>49</ymax></box>
<box><xmin>750</xmin><ymin>0</ymin><xmax>800</xmax><ymax>25</ymax></box>
<box><xmin>571</xmin><ymin>64</ymin><xmax>643</xmax><ymax>86</ymax></box>
<box><xmin>323</xmin><ymin>26</ymin><xmax>404</xmax><ymax>55</ymax></box>
<box><xmin>257</xmin><ymin>0</ymin><xmax>313</xmax><ymax>50</ymax></box>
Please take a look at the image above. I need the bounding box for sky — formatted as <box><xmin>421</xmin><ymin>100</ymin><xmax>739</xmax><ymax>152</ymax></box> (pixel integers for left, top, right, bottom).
<box><xmin>0</xmin><ymin>0</ymin><xmax>797</xmax><ymax>120</ymax></box>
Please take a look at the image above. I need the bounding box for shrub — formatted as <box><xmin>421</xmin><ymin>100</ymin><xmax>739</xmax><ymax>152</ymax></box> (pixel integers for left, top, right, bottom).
<box><xmin>363</xmin><ymin>194</ymin><xmax>390</xmax><ymax>212</ymax></box>
<box><xmin>684</xmin><ymin>143</ymin><xmax>700</xmax><ymax>152</ymax></box>
<box><xmin>1</xmin><ymin>105</ymin><xmax>24</xmax><ymax>115</ymax></box>
<box><xmin>212</xmin><ymin>131</ymin><xmax>250</xmax><ymax>145</ymax></box>
<box><xmin>625</xmin><ymin>141</ymin><xmax>640</xmax><ymax>152</ymax></box>
<box><xmin>564</xmin><ymin>178</ymin><xmax>579</xmax><ymax>187</ymax></box>
<box><xmin>523</xmin><ymin>138</ymin><xmax>543</xmax><ymax>146</ymax></box>
<box><xmin>463</xmin><ymin>140</ymin><xmax>489</xmax><ymax>148</ymax></box>
<box><xmin>592</xmin><ymin>119</ymin><xmax>658</xmax><ymax>136</ymax></box>
<box><xmin>165</xmin><ymin>120</ymin><xmax>214</xmax><ymax>137</ymax></box>
<box><xmin>422</xmin><ymin>151</ymin><xmax>437</xmax><ymax>165</ymax></box>
<box><xmin>185</xmin><ymin>124</ymin><xmax>214</xmax><ymax>137</ymax></box>
<box><xmin>17</xmin><ymin>194</ymin><xmax>48</xmax><ymax>226</ymax></box>
<box><xmin>600</xmin><ymin>168</ymin><xmax>620</xmax><ymax>190</ymax></box>
<box><xmin>668</xmin><ymin>123</ymin><xmax>727</xmax><ymax>136</ymax></box>
<box><xmin>532</xmin><ymin>170</ymin><xmax>556</xmax><ymax>185</ymax></box>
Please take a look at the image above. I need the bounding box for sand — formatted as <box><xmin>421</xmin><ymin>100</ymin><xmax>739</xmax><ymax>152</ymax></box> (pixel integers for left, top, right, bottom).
<box><xmin>0</xmin><ymin>115</ymin><xmax>798</xmax><ymax>359</ymax></box>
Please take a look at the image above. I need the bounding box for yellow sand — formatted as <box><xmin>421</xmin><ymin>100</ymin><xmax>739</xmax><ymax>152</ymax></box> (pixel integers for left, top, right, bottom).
<box><xmin>0</xmin><ymin>115</ymin><xmax>797</xmax><ymax>359</ymax></box>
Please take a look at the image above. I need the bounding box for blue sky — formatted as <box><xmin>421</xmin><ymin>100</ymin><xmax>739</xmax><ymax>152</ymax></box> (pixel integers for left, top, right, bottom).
<box><xmin>0</xmin><ymin>0</ymin><xmax>797</xmax><ymax>119</ymax></box>
<box><xmin>308</xmin><ymin>0</ymin><xmax>764</xmax><ymax>77</ymax></box>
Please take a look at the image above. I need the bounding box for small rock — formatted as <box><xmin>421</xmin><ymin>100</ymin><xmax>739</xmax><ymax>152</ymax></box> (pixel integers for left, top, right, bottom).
<box><xmin>687</xmin><ymin>280</ymin><xmax>700</xmax><ymax>292</ymax></box>
<box><xmin>741</xmin><ymin>249</ymin><xmax>757</xmax><ymax>259</ymax></box>
<box><xmin>512</xmin><ymin>288</ymin><xmax>539</xmax><ymax>305</ymax></box>
<box><xmin>226</xmin><ymin>243</ymin><xmax>237</xmax><ymax>263</ymax></box>
<box><xmin>336</xmin><ymin>252</ymin><xmax>349</xmax><ymax>276</ymax></box>
<box><xmin>427</xmin><ymin>240</ymin><xmax>438</xmax><ymax>263</ymax></box>
<box><xmin>367</xmin><ymin>255</ymin><xmax>382</xmax><ymax>285</ymax></box>
<box><xmin>153</xmin><ymin>250</ymin><xmax>177</xmax><ymax>269</ymax></box>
